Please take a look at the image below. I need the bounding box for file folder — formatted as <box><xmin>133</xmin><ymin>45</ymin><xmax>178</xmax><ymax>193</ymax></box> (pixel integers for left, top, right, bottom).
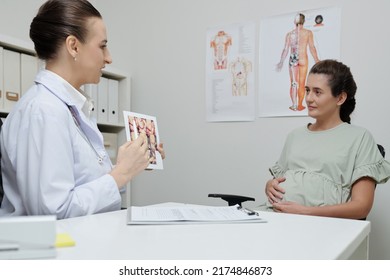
<box><xmin>108</xmin><ymin>78</ymin><xmax>119</xmax><ymax>124</ymax></box>
<box><xmin>21</xmin><ymin>53</ymin><xmax>38</xmax><ymax>96</ymax></box>
<box><xmin>83</xmin><ymin>83</ymin><xmax>98</xmax><ymax>120</ymax></box>
<box><xmin>3</xmin><ymin>49</ymin><xmax>20</xmax><ymax>112</ymax></box>
<box><xmin>97</xmin><ymin>77</ymin><xmax>108</xmax><ymax>123</ymax></box>
<box><xmin>0</xmin><ymin>47</ymin><xmax>3</xmax><ymax>110</ymax></box>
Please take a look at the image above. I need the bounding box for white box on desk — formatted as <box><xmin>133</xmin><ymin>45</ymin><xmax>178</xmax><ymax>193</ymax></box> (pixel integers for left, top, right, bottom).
<box><xmin>0</xmin><ymin>215</ymin><xmax>56</xmax><ymax>259</ymax></box>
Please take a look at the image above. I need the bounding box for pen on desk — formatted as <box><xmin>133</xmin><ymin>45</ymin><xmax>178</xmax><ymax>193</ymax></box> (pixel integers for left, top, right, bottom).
<box><xmin>237</xmin><ymin>206</ymin><xmax>259</xmax><ymax>216</ymax></box>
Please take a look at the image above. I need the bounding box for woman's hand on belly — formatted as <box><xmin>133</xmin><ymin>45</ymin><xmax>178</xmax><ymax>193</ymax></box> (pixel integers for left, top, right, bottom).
<box><xmin>265</xmin><ymin>177</ymin><xmax>286</xmax><ymax>204</ymax></box>
<box><xmin>272</xmin><ymin>201</ymin><xmax>309</xmax><ymax>215</ymax></box>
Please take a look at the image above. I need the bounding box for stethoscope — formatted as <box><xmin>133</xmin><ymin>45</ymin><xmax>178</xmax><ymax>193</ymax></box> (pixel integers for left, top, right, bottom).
<box><xmin>67</xmin><ymin>105</ymin><xmax>104</xmax><ymax>164</ymax></box>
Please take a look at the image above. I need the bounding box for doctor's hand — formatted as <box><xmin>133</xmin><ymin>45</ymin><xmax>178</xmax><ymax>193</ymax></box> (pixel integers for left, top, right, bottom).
<box><xmin>110</xmin><ymin>134</ymin><xmax>150</xmax><ymax>188</ymax></box>
<box><xmin>265</xmin><ymin>177</ymin><xmax>286</xmax><ymax>204</ymax></box>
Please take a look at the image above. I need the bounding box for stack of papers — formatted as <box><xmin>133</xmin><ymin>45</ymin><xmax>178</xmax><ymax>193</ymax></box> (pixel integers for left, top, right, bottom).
<box><xmin>127</xmin><ymin>204</ymin><xmax>266</xmax><ymax>225</ymax></box>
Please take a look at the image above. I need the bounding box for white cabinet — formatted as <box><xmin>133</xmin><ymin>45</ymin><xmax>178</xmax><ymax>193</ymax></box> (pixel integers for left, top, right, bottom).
<box><xmin>0</xmin><ymin>35</ymin><xmax>132</xmax><ymax>208</ymax></box>
<box><xmin>101</xmin><ymin>132</ymin><xmax>118</xmax><ymax>164</ymax></box>
<box><xmin>98</xmin><ymin>67</ymin><xmax>132</xmax><ymax>208</ymax></box>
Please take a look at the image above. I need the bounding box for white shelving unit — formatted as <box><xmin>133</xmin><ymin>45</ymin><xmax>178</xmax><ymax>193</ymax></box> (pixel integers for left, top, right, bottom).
<box><xmin>0</xmin><ymin>34</ymin><xmax>132</xmax><ymax>208</ymax></box>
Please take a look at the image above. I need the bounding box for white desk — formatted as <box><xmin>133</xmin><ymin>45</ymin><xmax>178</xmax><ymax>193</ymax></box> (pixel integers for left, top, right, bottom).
<box><xmin>56</xmin><ymin>204</ymin><xmax>370</xmax><ymax>260</ymax></box>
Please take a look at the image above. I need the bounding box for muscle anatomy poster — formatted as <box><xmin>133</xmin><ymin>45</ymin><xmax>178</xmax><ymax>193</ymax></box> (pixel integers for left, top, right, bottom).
<box><xmin>258</xmin><ymin>7</ymin><xmax>341</xmax><ymax>117</ymax></box>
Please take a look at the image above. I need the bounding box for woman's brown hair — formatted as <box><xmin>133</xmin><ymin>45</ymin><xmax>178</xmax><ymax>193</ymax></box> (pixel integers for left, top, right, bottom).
<box><xmin>30</xmin><ymin>0</ymin><xmax>101</xmax><ymax>60</ymax></box>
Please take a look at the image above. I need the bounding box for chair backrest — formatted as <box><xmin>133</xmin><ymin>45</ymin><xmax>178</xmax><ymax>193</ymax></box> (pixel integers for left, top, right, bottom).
<box><xmin>378</xmin><ymin>144</ymin><xmax>385</xmax><ymax>158</ymax></box>
<box><xmin>0</xmin><ymin>118</ymin><xmax>3</xmax><ymax>206</ymax></box>
<box><xmin>359</xmin><ymin>144</ymin><xmax>385</xmax><ymax>221</ymax></box>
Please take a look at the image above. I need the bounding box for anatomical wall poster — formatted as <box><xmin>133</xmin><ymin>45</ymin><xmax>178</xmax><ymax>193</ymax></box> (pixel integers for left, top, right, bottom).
<box><xmin>206</xmin><ymin>22</ymin><xmax>256</xmax><ymax>122</ymax></box>
<box><xmin>258</xmin><ymin>7</ymin><xmax>341</xmax><ymax>117</ymax></box>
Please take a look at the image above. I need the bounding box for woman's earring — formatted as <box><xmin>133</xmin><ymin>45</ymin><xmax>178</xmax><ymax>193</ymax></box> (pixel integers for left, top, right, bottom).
<box><xmin>73</xmin><ymin>56</ymin><xmax>77</xmax><ymax>61</ymax></box>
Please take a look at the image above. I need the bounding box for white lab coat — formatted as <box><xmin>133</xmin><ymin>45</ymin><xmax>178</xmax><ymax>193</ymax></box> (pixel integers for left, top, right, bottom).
<box><xmin>0</xmin><ymin>70</ymin><xmax>121</xmax><ymax>219</ymax></box>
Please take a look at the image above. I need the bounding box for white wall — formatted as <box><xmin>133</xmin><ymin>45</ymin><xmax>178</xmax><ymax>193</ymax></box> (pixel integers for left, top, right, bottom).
<box><xmin>2</xmin><ymin>0</ymin><xmax>389</xmax><ymax>259</ymax></box>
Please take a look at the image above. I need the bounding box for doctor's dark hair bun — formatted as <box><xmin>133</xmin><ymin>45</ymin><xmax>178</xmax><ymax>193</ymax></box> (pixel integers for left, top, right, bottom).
<box><xmin>30</xmin><ymin>0</ymin><xmax>101</xmax><ymax>60</ymax></box>
<box><xmin>309</xmin><ymin>59</ymin><xmax>357</xmax><ymax>124</ymax></box>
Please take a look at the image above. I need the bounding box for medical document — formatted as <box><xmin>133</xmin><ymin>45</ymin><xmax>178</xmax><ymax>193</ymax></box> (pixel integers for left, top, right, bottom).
<box><xmin>127</xmin><ymin>205</ymin><xmax>266</xmax><ymax>225</ymax></box>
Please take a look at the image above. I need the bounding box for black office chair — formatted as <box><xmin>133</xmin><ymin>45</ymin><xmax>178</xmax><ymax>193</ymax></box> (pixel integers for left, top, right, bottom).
<box><xmin>378</xmin><ymin>144</ymin><xmax>385</xmax><ymax>158</ymax></box>
<box><xmin>209</xmin><ymin>144</ymin><xmax>386</xmax><ymax>207</ymax></box>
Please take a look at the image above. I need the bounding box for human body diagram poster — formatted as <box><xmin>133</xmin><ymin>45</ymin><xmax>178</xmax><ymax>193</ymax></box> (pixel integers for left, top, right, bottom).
<box><xmin>206</xmin><ymin>22</ymin><xmax>256</xmax><ymax>122</ymax></box>
<box><xmin>258</xmin><ymin>7</ymin><xmax>341</xmax><ymax>117</ymax></box>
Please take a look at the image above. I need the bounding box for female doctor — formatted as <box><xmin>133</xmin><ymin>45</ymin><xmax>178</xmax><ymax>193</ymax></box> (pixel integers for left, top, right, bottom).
<box><xmin>0</xmin><ymin>0</ymin><xmax>164</xmax><ymax>219</ymax></box>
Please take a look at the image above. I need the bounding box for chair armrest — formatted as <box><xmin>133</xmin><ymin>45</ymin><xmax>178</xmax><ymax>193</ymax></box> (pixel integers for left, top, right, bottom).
<box><xmin>208</xmin><ymin>193</ymin><xmax>255</xmax><ymax>206</ymax></box>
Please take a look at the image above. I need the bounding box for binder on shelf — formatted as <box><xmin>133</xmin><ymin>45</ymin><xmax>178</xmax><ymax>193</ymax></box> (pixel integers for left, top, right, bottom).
<box><xmin>20</xmin><ymin>53</ymin><xmax>38</xmax><ymax>97</ymax></box>
<box><xmin>0</xmin><ymin>46</ymin><xmax>3</xmax><ymax>110</ymax></box>
<box><xmin>3</xmin><ymin>49</ymin><xmax>20</xmax><ymax>112</ymax></box>
<box><xmin>83</xmin><ymin>83</ymin><xmax>98</xmax><ymax>120</ymax></box>
<box><xmin>108</xmin><ymin>78</ymin><xmax>119</xmax><ymax>124</ymax></box>
<box><xmin>97</xmin><ymin>77</ymin><xmax>108</xmax><ymax>123</ymax></box>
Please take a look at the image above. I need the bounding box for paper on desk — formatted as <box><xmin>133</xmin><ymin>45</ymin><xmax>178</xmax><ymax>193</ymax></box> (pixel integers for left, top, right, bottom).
<box><xmin>127</xmin><ymin>205</ymin><xmax>266</xmax><ymax>225</ymax></box>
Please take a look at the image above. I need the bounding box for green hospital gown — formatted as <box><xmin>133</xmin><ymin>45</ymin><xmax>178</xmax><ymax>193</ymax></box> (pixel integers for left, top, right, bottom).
<box><xmin>264</xmin><ymin>123</ymin><xmax>390</xmax><ymax>208</ymax></box>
